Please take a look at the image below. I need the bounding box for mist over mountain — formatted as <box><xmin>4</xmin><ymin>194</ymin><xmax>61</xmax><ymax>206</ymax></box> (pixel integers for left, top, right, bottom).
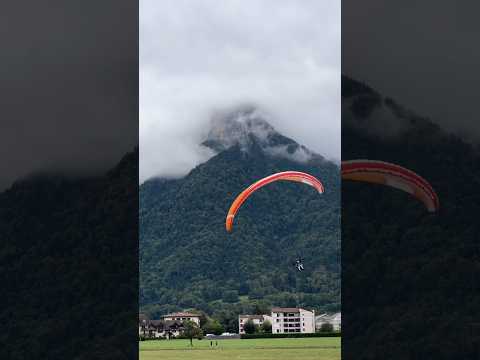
<box><xmin>140</xmin><ymin>108</ymin><xmax>340</xmax><ymax>331</ymax></box>
<box><xmin>203</xmin><ymin>105</ymin><xmax>323</xmax><ymax>164</ymax></box>
<box><xmin>342</xmin><ymin>75</ymin><xmax>480</xmax><ymax>358</ymax></box>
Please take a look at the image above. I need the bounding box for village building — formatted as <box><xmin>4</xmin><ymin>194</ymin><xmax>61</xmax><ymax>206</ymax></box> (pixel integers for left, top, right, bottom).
<box><xmin>238</xmin><ymin>314</ymin><xmax>272</xmax><ymax>334</ymax></box>
<box><xmin>315</xmin><ymin>312</ymin><xmax>341</xmax><ymax>331</ymax></box>
<box><xmin>161</xmin><ymin>312</ymin><xmax>201</xmax><ymax>326</ymax></box>
<box><xmin>139</xmin><ymin>319</ymin><xmax>185</xmax><ymax>339</ymax></box>
<box><xmin>138</xmin><ymin>311</ymin><xmax>202</xmax><ymax>339</ymax></box>
<box><xmin>271</xmin><ymin>307</ymin><xmax>315</xmax><ymax>334</ymax></box>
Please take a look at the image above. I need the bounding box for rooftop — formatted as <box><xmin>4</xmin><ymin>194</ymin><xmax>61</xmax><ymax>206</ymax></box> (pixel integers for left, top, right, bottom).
<box><xmin>239</xmin><ymin>315</ymin><xmax>266</xmax><ymax>320</ymax></box>
<box><xmin>316</xmin><ymin>312</ymin><xmax>341</xmax><ymax>321</ymax></box>
<box><xmin>271</xmin><ymin>307</ymin><xmax>302</xmax><ymax>313</ymax></box>
<box><xmin>162</xmin><ymin>312</ymin><xmax>200</xmax><ymax>318</ymax></box>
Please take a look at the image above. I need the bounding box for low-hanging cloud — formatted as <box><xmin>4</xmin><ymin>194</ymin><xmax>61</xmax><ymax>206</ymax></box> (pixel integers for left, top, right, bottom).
<box><xmin>140</xmin><ymin>0</ymin><xmax>340</xmax><ymax>183</ymax></box>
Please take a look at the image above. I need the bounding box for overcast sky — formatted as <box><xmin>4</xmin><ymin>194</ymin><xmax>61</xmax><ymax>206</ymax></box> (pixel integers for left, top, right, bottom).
<box><xmin>0</xmin><ymin>1</ymin><xmax>137</xmax><ymax>191</ymax></box>
<box><xmin>140</xmin><ymin>0</ymin><xmax>340</xmax><ymax>183</ymax></box>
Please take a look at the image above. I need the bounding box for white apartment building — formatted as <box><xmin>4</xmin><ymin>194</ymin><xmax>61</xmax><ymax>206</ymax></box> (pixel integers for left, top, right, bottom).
<box><xmin>238</xmin><ymin>314</ymin><xmax>272</xmax><ymax>334</ymax></box>
<box><xmin>162</xmin><ymin>312</ymin><xmax>201</xmax><ymax>326</ymax></box>
<box><xmin>271</xmin><ymin>307</ymin><xmax>315</xmax><ymax>334</ymax></box>
<box><xmin>315</xmin><ymin>312</ymin><xmax>341</xmax><ymax>331</ymax></box>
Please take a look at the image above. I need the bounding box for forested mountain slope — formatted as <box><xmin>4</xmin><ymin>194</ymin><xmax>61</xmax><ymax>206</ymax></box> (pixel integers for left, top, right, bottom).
<box><xmin>342</xmin><ymin>75</ymin><xmax>480</xmax><ymax>359</ymax></box>
<box><xmin>140</xmin><ymin>108</ymin><xmax>340</xmax><ymax>330</ymax></box>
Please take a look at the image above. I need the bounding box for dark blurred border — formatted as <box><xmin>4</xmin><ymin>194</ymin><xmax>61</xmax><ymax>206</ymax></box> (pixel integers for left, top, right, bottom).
<box><xmin>342</xmin><ymin>1</ymin><xmax>480</xmax><ymax>358</ymax></box>
<box><xmin>0</xmin><ymin>2</ymin><xmax>138</xmax><ymax>359</ymax></box>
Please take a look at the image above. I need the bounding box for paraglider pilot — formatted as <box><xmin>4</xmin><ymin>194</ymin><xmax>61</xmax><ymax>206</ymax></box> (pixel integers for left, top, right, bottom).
<box><xmin>294</xmin><ymin>258</ymin><xmax>304</xmax><ymax>271</ymax></box>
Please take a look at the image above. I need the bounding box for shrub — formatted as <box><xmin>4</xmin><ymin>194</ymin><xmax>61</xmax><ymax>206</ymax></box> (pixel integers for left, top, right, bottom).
<box><xmin>260</xmin><ymin>320</ymin><xmax>272</xmax><ymax>333</ymax></box>
<box><xmin>319</xmin><ymin>322</ymin><xmax>334</xmax><ymax>332</ymax></box>
<box><xmin>243</xmin><ymin>319</ymin><xmax>257</xmax><ymax>335</ymax></box>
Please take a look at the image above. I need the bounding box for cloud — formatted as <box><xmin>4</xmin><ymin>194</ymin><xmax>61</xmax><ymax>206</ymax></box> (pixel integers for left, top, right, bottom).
<box><xmin>140</xmin><ymin>0</ymin><xmax>340</xmax><ymax>183</ymax></box>
<box><xmin>264</xmin><ymin>144</ymin><xmax>314</xmax><ymax>163</ymax></box>
<box><xmin>342</xmin><ymin>97</ymin><xmax>415</xmax><ymax>139</ymax></box>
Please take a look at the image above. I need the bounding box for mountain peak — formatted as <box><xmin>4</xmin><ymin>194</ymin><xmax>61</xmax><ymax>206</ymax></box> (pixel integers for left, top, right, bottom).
<box><xmin>202</xmin><ymin>105</ymin><xmax>276</xmax><ymax>152</ymax></box>
<box><xmin>202</xmin><ymin>105</ymin><xmax>323</xmax><ymax>164</ymax></box>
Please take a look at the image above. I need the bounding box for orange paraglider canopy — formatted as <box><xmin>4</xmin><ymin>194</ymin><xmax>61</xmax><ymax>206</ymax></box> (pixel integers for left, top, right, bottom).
<box><xmin>341</xmin><ymin>160</ymin><xmax>439</xmax><ymax>212</ymax></box>
<box><xmin>226</xmin><ymin>171</ymin><xmax>324</xmax><ymax>232</ymax></box>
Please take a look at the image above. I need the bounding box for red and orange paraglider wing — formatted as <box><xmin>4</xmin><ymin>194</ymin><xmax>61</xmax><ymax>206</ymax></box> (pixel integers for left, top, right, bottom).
<box><xmin>341</xmin><ymin>160</ymin><xmax>439</xmax><ymax>212</ymax></box>
<box><xmin>226</xmin><ymin>171</ymin><xmax>324</xmax><ymax>232</ymax></box>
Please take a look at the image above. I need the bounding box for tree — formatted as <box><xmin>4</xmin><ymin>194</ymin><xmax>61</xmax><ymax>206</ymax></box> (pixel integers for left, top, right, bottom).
<box><xmin>214</xmin><ymin>309</ymin><xmax>239</xmax><ymax>333</ymax></box>
<box><xmin>222</xmin><ymin>290</ymin><xmax>239</xmax><ymax>303</ymax></box>
<box><xmin>182</xmin><ymin>320</ymin><xmax>203</xmax><ymax>346</ymax></box>
<box><xmin>185</xmin><ymin>309</ymin><xmax>209</xmax><ymax>328</ymax></box>
<box><xmin>202</xmin><ymin>319</ymin><xmax>224</xmax><ymax>335</ymax></box>
<box><xmin>319</xmin><ymin>322</ymin><xmax>334</xmax><ymax>332</ymax></box>
<box><xmin>198</xmin><ymin>311</ymin><xmax>209</xmax><ymax>328</ymax></box>
<box><xmin>261</xmin><ymin>320</ymin><xmax>272</xmax><ymax>333</ymax></box>
<box><xmin>253</xmin><ymin>301</ymin><xmax>271</xmax><ymax>315</ymax></box>
<box><xmin>243</xmin><ymin>319</ymin><xmax>256</xmax><ymax>334</ymax></box>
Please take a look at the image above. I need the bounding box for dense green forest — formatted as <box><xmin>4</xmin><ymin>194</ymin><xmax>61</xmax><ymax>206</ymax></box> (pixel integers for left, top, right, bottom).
<box><xmin>342</xmin><ymin>76</ymin><xmax>480</xmax><ymax>359</ymax></box>
<box><xmin>140</xmin><ymin>126</ymin><xmax>340</xmax><ymax>331</ymax></box>
<box><xmin>0</xmin><ymin>151</ymin><xmax>138</xmax><ymax>360</ymax></box>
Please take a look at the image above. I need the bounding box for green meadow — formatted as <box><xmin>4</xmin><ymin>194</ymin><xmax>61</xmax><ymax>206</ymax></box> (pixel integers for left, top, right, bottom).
<box><xmin>139</xmin><ymin>337</ymin><xmax>341</xmax><ymax>360</ymax></box>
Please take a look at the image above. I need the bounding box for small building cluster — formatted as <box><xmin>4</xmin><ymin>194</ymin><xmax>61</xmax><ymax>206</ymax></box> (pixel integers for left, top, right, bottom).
<box><xmin>239</xmin><ymin>308</ymin><xmax>341</xmax><ymax>334</ymax></box>
<box><xmin>162</xmin><ymin>312</ymin><xmax>200</xmax><ymax>326</ymax></box>
<box><xmin>238</xmin><ymin>314</ymin><xmax>272</xmax><ymax>334</ymax></box>
<box><xmin>239</xmin><ymin>307</ymin><xmax>316</xmax><ymax>334</ymax></box>
<box><xmin>272</xmin><ymin>307</ymin><xmax>316</xmax><ymax>334</ymax></box>
<box><xmin>140</xmin><ymin>309</ymin><xmax>341</xmax><ymax>339</ymax></box>
<box><xmin>139</xmin><ymin>312</ymin><xmax>201</xmax><ymax>339</ymax></box>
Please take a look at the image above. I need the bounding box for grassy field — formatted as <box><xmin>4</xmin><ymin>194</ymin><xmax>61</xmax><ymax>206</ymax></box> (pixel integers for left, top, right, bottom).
<box><xmin>139</xmin><ymin>337</ymin><xmax>341</xmax><ymax>360</ymax></box>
